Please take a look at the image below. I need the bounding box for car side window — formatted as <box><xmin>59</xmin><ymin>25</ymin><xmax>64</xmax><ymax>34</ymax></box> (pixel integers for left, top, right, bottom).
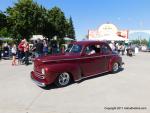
<box><xmin>85</xmin><ymin>44</ymin><xmax>101</xmax><ymax>55</ymax></box>
<box><xmin>65</xmin><ymin>44</ymin><xmax>82</xmax><ymax>53</ymax></box>
<box><xmin>101</xmin><ymin>44</ymin><xmax>111</xmax><ymax>54</ymax></box>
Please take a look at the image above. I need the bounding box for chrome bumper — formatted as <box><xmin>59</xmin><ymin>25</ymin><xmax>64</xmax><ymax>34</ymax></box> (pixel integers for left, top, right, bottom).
<box><xmin>31</xmin><ymin>72</ymin><xmax>46</xmax><ymax>87</ymax></box>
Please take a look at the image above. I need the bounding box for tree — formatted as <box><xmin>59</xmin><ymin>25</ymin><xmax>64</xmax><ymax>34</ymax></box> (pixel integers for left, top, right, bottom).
<box><xmin>0</xmin><ymin>28</ymin><xmax>10</xmax><ymax>37</ymax></box>
<box><xmin>131</xmin><ymin>39</ymin><xmax>140</xmax><ymax>45</ymax></box>
<box><xmin>140</xmin><ymin>39</ymin><xmax>148</xmax><ymax>45</ymax></box>
<box><xmin>131</xmin><ymin>39</ymin><xmax>148</xmax><ymax>46</ymax></box>
<box><xmin>6</xmin><ymin>0</ymin><xmax>45</xmax><ymax>41</ymax></box>
<box><xmin>48</xmin><ymin>7</ymin><xmax>66</xmax><ymax>39</ymax></box>
<box><xmin>0</xmin><ymin>11</ymin><xmax>7</xmax><ymax>30</ymax></box>
<box><xmin>66</xmin><ymin>17</ymin><xmax>75</xmax><ymax>39</ymax></box>
<box><xmin>148</xmin><ymin>38</ymin><xmax>150</xmax><ymax>48</ymax></box>
<box><xmin>3</xmin><ymin>0</ymin><xmax>76</xmax><ymax>43</ymax></box>
<box><xmin>32</xmin><ymin>5</ymin><xmax>48</xmax><ymax>36</ymax></box>
<box><xmin>0</xmin><ymin>11</ymin><xmax>9</xmax><ymax>38</ymax></box>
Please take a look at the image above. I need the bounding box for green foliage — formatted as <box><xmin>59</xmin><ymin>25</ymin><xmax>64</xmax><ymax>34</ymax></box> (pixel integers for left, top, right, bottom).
<box><xmin>0</xmin><ymin>28</ymin><xmax>10</xmax><ymax>37</ymax></box>
<box><xmin>131</xmin><ymin>39</ymin><xmax>148</xmax><ymax>46</ymax></box>
<box><xmin>140</xmin><ymin>39</ymin><xmax>148</xmax><ymax>45</ymax></box>
<box><xmin>0</xmin><ymin>0</ymin><xmax>76</xmax><ymax>43</ymax></box>
<box><xmin>148</xmin><ymin>38</ymin><xmax>150</xmax><ymax>48</ymax></box>
<box><xmin>0</xmin><ymin>11</ymin><xmax>7</xmax><ymax>30</ymax></box>
<box><xmin>6</xmin><ymin>0</ymin><xmax>41</xmax><ymax>41</ymax></box>
<box><xmin>48</xmin><ymin>7</ymin><xmax>66</xmax><ymax>39</ymax></box>
<box><xmin>66</xmin><ymin>17</ymin><xmax>75</xmax><ymax>39</ymax></box>
<box><xmin>131</xmin><ymin>40</ymin><xmax>141</xmax><ymax>45</ymax></box>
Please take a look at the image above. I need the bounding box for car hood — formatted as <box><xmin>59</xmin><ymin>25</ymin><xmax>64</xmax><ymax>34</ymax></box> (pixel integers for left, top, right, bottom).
<box><xmin>35</xmin><ymin>53</ymin><xmax>81</xmax><ymax>63</ymax></box>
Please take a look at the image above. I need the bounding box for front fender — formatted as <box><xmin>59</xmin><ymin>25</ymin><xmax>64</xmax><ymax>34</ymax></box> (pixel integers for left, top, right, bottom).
<box><xmin>109</xmin><ymin>55</ymin><xmax>122</xmax><ymax>71</ymax></box>
<box><xmin>45</xmin><ymin>63</ymin><xmax>82</xmax><ymax>81</ymax></box>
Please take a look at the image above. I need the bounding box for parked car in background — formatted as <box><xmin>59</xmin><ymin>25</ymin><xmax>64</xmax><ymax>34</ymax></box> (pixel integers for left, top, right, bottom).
<box><xmin>146</xmin><ymin>47</ymin><xmax>150</xmax><ymax>52</ymax></box>
<box><xmin>31</xmin><ymin>41</ymin><xmax>124</xmax><ymax>87</ymax></box>
<box><xmin>141</xmin><ymin>45</ymin><xmax>147</xmax><ymax>52</ymax></box>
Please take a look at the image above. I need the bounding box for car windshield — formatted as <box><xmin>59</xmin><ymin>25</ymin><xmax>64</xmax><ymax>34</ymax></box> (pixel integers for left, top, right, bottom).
<box><xmin>65</xmin><ymin>44</ymin><xmax>82</xmax><ymax>53</ymax></box>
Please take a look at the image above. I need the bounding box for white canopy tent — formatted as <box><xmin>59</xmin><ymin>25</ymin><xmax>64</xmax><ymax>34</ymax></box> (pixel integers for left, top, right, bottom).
<box><xmin>0</xmin><ymin>37</ymin><xmax>13</xmax><ymax>41</ymax></box>
<box><xmin>89</xmin><ymin>35</ymin><xmax>128</xmax><ymax>41</ymax></box>
<box><xmin>30</xmin><ymin>35</ymin><xmax>45</xmax><ymax>40</ymax></box>
<box><xmin>64</xmin><ymin>37</ymin><xmax>74</xmax><ymax>41</ymax></box>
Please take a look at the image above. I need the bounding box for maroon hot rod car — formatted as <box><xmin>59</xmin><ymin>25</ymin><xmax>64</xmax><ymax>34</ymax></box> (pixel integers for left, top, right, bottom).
<box><xmin>31</xmin><ymin>41</ymin><xmax>123</xmax><ymax>87</ymax></box>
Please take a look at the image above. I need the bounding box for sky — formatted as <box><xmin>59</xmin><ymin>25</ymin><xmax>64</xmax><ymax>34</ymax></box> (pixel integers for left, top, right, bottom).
<box><xmin>0</xmin><ymin>0</ymin><xmax>150</xmax><ymax>40</ymax></box>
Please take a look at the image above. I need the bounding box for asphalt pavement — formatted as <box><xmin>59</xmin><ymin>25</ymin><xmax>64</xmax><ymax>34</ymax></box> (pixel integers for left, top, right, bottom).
<box><xmin>0</xmin><ymin>52</ymin><xmax>150</xmax><ymax>113</ymax></box>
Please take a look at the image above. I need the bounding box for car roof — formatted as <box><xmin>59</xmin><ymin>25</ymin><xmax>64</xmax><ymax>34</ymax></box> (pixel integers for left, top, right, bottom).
<box><xmin>72</xmin><ymin>40</ymin><xmax>107</xmax><ymax>46</ymax></box>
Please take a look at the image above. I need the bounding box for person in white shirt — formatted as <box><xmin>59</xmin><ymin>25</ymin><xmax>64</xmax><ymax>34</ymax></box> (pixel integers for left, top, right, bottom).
<box><xmin>88</xmin><ymin>46</ymin><xmax>96</xmax><ymax>55</ymax></box>
<box><xmin>11</xmin><ymin>44</ymin><xmax>17</xmax><ymax>66</ymax></box>
<box><xmin>89</xmin><ymin>49</ymin><xmax>96</xmax><ymax>55</ymax></box>
<box><xmin>109</xmin><ymin>42</ymin><xmax>115</xmax><ymax>51</ymax></box>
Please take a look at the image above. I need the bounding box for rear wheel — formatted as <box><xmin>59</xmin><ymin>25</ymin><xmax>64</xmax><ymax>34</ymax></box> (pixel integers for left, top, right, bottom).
<box><xmin>55</xmin><ymin>72</ymin><xmax>71</xmax><ymax>87</ymax></box>
<box><xmin>112</xmin><ymin>62</ymin><xmax>119</xmax><ymax>73</ymax></box>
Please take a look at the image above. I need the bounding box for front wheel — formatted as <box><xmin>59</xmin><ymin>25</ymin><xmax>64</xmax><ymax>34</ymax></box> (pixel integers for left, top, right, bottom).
<box><xmin>112</xmin><ymin>62</ymin><xmax>119</xmax><ymax>73</ymax></box>
<box><xmin>55</xmin><ymin>72</ymin><xmax>71</xmax><ymax>87</ymax></box>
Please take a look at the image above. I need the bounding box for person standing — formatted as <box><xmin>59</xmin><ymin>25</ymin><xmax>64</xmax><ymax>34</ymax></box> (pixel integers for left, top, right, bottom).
<box><xmin>121</xmin><ymin>44</ymin><xmax>125</xmax><ymax>55</ymax></box>
<box><xmin>43</xmin><ymin>39</ymin><xmax>48</xmax><ymax>55</ymax></box>
<box><xmin>34</xmin><ymin>39</ymin><xmax>44</xmax><ymax>58</ymax></box>
<box><xmin>11</xmin><ymin>44</ymin><xmax>17</xmax><ymax>66</ymax></box>
<box><xmin>109</xmin><ymin>41</ymin><xmax>115</xmax><ymax>51</ymax></box>
<box><xmin>18</xmin><ymin>39</ymin><xmax>25</xmax><ymax>64</ymax></box>
<box><xmin>61</xmin><ymin>45</ymin><xmax>65</xmax><ymax>53</ymax></box>
<box><xmin>23</xmin><ymin>39</ymin><xmax>29</xmax><ymax>65</ymax></box>
<box><xmin>31</xmin><ymin>40</ymin><xmax>37</xmax><ymax>58</ymax></box>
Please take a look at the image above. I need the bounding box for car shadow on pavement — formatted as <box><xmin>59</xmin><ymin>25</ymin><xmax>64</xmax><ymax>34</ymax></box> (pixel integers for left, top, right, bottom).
<box><xmin>41</xmin><ymin>84</ymin><xmax>58</xmax><ymax>90</ymax></box>
<box><xmin>41</xmin><ymin>67</ymin><xmax>124</xmax><ymax>90</ymax></box>
<box><xmin>41</xmin><ymin>83</ymin><xmax>75</xmax><ymax>90</ymax></box>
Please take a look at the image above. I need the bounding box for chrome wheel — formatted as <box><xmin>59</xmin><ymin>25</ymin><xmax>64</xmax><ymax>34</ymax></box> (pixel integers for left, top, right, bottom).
<box><xmin>112</xmin><ymin>62</ymin><xmax>119</xmax><ymax>72</ymax></box>
<box><xmin>56</xmin><ymin>72</ymin><xmax>70</xmax><ymax>87</ymax></box>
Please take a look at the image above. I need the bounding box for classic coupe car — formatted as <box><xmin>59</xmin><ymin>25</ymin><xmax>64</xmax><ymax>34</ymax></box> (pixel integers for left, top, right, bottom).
<box><xmin>31</xmin><ymin>41</ymin><xmax>123</xmax><ymax>87</ymax></box>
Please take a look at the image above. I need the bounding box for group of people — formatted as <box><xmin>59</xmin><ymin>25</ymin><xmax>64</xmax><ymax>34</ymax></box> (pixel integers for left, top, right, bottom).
<box><xmin>109</xmin><ymin>41</ymin><xmax>126</xmax><ymax>55</ymax></box>
<box><xmin>0</xmin><ymin>38</ymin><xmax>49</xmax><ymax>66</ymax></box>
<box><xmin>12</xmin><ymin>39</ymin><xmax>29</xmax><ymax>66</ymax></box>
<box><xmin>32</xmin><ymin>39</ymin><xmax>48</xmax><ymax>58</ymax></box>
<box><xmin>16</xmin><ymin>38</ymin><xmax>48</xmax><ymax>66</ymax></box>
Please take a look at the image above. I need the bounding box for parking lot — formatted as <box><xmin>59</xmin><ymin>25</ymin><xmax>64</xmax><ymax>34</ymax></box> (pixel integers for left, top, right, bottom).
<box><xmin>0</xmin><ymin>52</ymin><xmax>150</xmax><ymax>113</ymax></box>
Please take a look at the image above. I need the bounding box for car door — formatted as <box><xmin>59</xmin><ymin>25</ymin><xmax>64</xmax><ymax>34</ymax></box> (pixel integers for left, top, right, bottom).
<box><xmin>100</xmin><ymin>43</ymin><xmax>112</xmax><ymax>71</ymax></box>
<box><xmin>80</xmin><ymin>44</ymin><xmax>107</xmax><ymax>77</ymax></box>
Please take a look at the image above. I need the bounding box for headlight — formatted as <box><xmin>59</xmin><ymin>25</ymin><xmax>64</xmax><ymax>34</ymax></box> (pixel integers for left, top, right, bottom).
<box><xmin>41</xmin><ymin>68</ymin><xmax>45</xmax><ymax>75</ymax></box>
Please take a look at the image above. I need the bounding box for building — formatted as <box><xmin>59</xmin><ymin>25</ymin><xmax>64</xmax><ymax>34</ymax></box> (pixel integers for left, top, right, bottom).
<box><xmin>88</xmin><ymin>23</ymin><xmax>128</xmax><ymax>41</ymax></box>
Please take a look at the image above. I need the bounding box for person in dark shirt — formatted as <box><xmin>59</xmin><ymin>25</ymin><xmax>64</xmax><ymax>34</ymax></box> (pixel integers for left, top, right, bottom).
<box><xmin>43</xmin><ymin>39</ymin><xmax>48</xmax><ymax>55</ymax></box>
<box><xmin>3</xmin><ymin>43</ymin><xmax>9</xmax><ymax>57</ymax></box>
<box><xmin>34</xmin><ymin>39</ymin><xmax>44</xmax><ymax>58</ymax></box>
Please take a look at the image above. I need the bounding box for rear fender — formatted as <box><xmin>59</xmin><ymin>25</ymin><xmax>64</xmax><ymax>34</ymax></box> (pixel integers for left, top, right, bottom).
<box><xmin>109</xmin><ymin>56</ymin><xmax>122</xmax><ymax>71</ymax></box>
